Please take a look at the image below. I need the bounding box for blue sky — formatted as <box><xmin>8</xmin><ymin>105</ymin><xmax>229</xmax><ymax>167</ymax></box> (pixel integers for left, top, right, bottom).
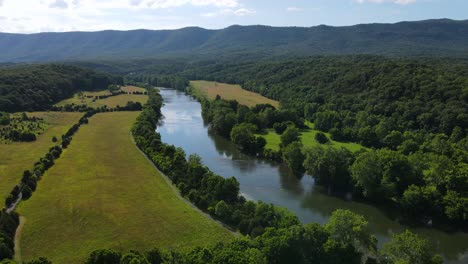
<box><xmin>0</xmin><ymin>0</ymin><xmax>466</xmax><ymax>33</ymax></box>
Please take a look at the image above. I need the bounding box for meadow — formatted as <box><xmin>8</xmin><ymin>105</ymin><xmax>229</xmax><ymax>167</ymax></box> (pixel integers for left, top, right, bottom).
<box><xmin>258</xmin><ymin>122</ymin><xmax>366</xmax><ymax>152</ymax></box>
<box><xmin>55</xmin><ymin>86</ymin><xmax>148</xmax><ymax>108</ymax></box>
<box><xmin>0</xmin><ymin>112</ymin><xmax>82</xmax><ymax>201</ymax></box>
<box><xmin>190</xmin><ymin>80</ymin><xmax>280</xmax><ymax>108</ymax></box>
<box><xmin>121</xmin><ymin>85</ymin><xmax>147</xmax><ymax>93</ymax></box>
<box><xmin>16</xmin><ymin>112</ymin><xmax>233</xmax><ymax>263</ymax></box>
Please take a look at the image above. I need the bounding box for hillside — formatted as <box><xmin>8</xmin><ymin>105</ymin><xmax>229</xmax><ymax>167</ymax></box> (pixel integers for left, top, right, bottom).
<box><xmin>0</xmin><ymin>64</ymin><xmax>123</xmax><ymax>112</ymax></box>
<box><xmin>0</xmin><ymin>19</ymin><xmax>468</xmax><ymax>62</ymax></box>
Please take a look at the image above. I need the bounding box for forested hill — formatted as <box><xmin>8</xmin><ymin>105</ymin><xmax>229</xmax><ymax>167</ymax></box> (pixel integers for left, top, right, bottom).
<box><xmin>1</xmin><ymin>19</ymin><xmax>468</xmax><ymax>62</ymax></box>
<box><xmin>180</xmin><ymin>56</ymin><xmax>468</xmax><ymax>138</ymax></box>
<box><xmin>0</xmin><ymin>64</ymin><xmax>123</xmax><ymax>112</ymax></box>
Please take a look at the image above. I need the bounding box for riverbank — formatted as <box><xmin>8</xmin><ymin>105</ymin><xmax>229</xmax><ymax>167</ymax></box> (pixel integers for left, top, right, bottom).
<box><xmin>158</xmin><ymin>88</ymin><xmax>468</xmax><ymax>263</ymax></box>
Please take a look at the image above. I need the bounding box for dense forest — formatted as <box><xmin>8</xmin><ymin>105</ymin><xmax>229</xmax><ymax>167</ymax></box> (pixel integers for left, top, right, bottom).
<box><xmin>0</xmin><ymin>64</ymin><xmax>123</xmax><ymax>112</ymax></box>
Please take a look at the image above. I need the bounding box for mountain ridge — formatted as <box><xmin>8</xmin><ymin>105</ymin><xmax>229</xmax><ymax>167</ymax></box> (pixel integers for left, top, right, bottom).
<box><xmin>1</xmin><ymin>19</ymin><xmax>467</xmax><ymax>62</ymax></box>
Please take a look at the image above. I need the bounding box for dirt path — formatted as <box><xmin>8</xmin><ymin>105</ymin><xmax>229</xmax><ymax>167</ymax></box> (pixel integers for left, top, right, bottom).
<box><xmin>14</xmin><ymin>216</ymin><xmax>26</xmax><ymax>263</ymax></box>
<box><xmin>129</xmin><ymin>131</ymin><xmax>239</xmax><ymax>237</ymax></box>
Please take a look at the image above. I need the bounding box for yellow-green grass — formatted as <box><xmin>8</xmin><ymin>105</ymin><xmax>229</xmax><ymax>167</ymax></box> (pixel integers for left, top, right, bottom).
<box><xmin>17</xmin><ymin>112</ymin><xmax>233</xmax><ymax>263</ymax></box>
<box><xmin>55</xmin><ymin>87</ymin><xmax>148</xmax><ymax>108</ymax></box>
<box><xmin>98</xmin><ymin>94</ymin><xmax>147</xmax><ymax>108</ymax></box>
<box><xmin>0</xmin><ymin>112</ymin><xmax>83</xmax><ymax>201</ymax></box>
<box><xmin>190</xmin><ymin>80</ymin><xmax>280</xmax><ymax>108</ymax></box>
<box><xmin>121</xmin><ymin>85</ymin><xmax>146</xmax><ymax>93</ymax></box>
<box><xmin>258</xmin><ymin>122</ymin><xmax>366</xmax><ymax>152</ymax></box>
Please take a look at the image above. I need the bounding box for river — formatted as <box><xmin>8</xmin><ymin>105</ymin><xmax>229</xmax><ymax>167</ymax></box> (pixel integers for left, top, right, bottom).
<box><xmin>156</xmin><ymin>88</ymin><xmax>468</xmax><ymax>263</ymax></box>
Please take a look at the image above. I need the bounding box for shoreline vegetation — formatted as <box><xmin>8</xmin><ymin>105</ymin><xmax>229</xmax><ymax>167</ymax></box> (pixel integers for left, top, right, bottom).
<box><xmin>185</xmin><ymin>79</ymin><xmax>467</xmax><ymax>232</ymax></box>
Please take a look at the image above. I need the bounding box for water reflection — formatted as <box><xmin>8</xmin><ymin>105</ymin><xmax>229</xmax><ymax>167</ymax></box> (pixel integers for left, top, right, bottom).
<box><xmin>157</xmin><ymin>89</ymin><xmax>467</xmax><ymax>263</ymax></box>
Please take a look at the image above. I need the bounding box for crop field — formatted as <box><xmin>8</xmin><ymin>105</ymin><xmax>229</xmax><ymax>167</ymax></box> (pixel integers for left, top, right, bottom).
<box><xmin>258</xmin><ymin>122</ymin><xmax>366</xmax><ymax>152</ymax></box>
<box><xmin>0</xmin><ymin>112</ymin><xmax>82</xmax><ymax>201</ymax></box>
<box><xmin>55</xmin><ymin>86</ymin><xmax>147</xmax><ymax>108</ymax></box>
<box><xmin>16</xmin><ymin>112</ymin><xmax>233</xmax><ymax>263</ymax></box>
<box><xmin>190</xmin><ymin>80</ymin><xmax>280</xmax><ymax>108</ymax></box>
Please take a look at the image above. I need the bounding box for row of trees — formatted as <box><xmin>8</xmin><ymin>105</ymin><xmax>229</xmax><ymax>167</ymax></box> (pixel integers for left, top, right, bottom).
<box><xmin>0</xmin><ymin>111</ymin><xmax>97</xmax><ymax>261</ymax></box>
<box><xmin>51</xmin><ymin>101</ymin><xmax>143</xmax><ymax>113</ymax></box>
<box><xmin>127</xmin><ymin>74</ymin><xmax>188</xmax><ymax>91</ymax></box>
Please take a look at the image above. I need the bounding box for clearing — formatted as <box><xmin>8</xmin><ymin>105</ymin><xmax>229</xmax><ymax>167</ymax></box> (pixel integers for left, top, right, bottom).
<box><xmin>55</xmin><ymin>86</ymin><xmax>148</xmax><ymax>108</ymax></box>
<box><xmin>17</xmin><ymin>112</ymin><xmax>233</xmax><ymax>263</ymax></box>
<box><xmin>258</xmin><ymin>122</ymin><xmax>366</xmax><ymax>152</ymax></box>
<box><xmin>0</xmin><ymin>112</ymin><xmax>82</xmax><ymax>201</ymax></box>
<box><xmin>190</xmin><ymin>80</ymin><xmax>279</xmax><ymax>108</ymax></box>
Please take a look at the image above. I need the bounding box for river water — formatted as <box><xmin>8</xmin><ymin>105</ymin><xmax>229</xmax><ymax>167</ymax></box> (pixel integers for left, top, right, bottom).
<box><xmin>156</xmin><ymin>89</ymin><xmax>468</xmax><ymax>263</ymax></box>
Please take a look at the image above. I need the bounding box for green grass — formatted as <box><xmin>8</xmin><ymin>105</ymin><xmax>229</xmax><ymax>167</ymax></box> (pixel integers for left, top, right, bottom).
<box><xmin>17</xmin><ymin>112</ymin><xmax>232</xmax><ymax>263</ymax></box>
<box><xmin>121</xmin><ymin>86</ymin><xmax>146</xmax><ymax>93</ymax></box>
<box><xmin>190</xmin><ymin>80</ymin><xmax>280</xmax><ymax>108</ymax></box>
<box><xmin>55</xmin><ymin>86</ymin><xmax>148</xmax><ymax>108</ymax></box>
<box><xmin>0</xmin><ymin>112</ymin><xmax>83</xmax><ymax>201</ymax></box>
<box><xmin>258</xmin><ymin>122</ymin><xmax>366</xmax><ymax>152</ymax></box>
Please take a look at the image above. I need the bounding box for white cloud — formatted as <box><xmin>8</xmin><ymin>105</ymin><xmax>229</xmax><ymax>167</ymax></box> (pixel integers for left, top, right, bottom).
<box><xmin>355</xmin><ymin>0</ymin><xmax>417</xmax><ymax>4</ymax></box>
<box><xmin>49</xmin><ymin>0</ymin><xmax>69</xmax><ymax>9</ymax></box>
<box><xmin>202</xmin><ymin>7</ymin><xmax>255</xmax><ymax>17</ymax></box>
<box><xmin>129</xmin><ymin>0</ymin><xmax>239</xmax><ymax>9</ymax></box>
<box><xmin>0</xmin><ymin>0</ymin><xmax>252</xmax><ymax>33</ymax></box>
<box><xmin>286</xmin><ymin>7</ymin><xmax>303</xmax><ymax>12</ymax></box>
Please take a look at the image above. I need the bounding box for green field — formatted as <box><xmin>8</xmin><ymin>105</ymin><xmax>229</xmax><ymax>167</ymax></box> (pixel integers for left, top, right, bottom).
<box><xmin>55</xmin><ymin>86</ymin><xmax>148</xmax><ymax>108</ymax></box>
<box><xmin>17</xmin><ymin>112</ymin><xmax>233</xmax><ymax>263</ymax></box>
<box><xmin>0</xmin><ymin>112</ymin><xmax>83</xmax><ymax>201</ymax></box>
<box><xmin>121</xmin><ymin>85</ymin><xmax>147</xmax><ymax>93</ymax></box>
<box><xmin>258</xmin><ymin>122</ymin><xmax>366</xmax><ymax>152</ymax></box>
<box><xmin>190</xmin><ymin>80</ymin><xmax>280</xmax><ymax>108</ymax></box>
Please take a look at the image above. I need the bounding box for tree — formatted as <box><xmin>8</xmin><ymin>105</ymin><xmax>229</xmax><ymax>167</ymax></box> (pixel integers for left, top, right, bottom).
<box><xmin>86</xmin><ymin>249</ymin><xmax>121</xmax><ymax>264</ymax></box>
<box><xmin>230</xmin><ymin>123</ymin><xmax>261</xmax><ymax>153</ymax></box>
<box><xmin>280</xmin><ymin>126</ymin><xmax>300</xmax><ymax>148</ymax></box>
<box><xmin>121</xmin><ymin>251</ymin><xmax>150</xmax><ymax>264</ymax></box>
<box><xmin>325</xmin><ymin>209</ymin><xmax>376</xmax><ymax>254</ymax></box>
<box><xmin>215</xmin><ymin>200</ymin><xmax>230</xmax><ymax>221</ymax></box>
<box><xmin>383</xmin><ymin>131</ymin><xmax>404</xmax><ymax>150</ymax></box>
<box><xmin>380</xmin><ymin>230</ymin><xmax>438</xmax><ymax>264</ymax></box>
<box><xmin>443</xmin><ymin>191</ymin><xmax>468</xmax><ymax>222</ymax></box>
<box><xmin>146</xmin><ymin>248</ymin><xmax>163</xmax><ymax>264</ymax></box>
<box><xmin>350</xmin><ymin>150</ymin><xmax>383</xmax><ymax>200</ymax></box>
<box><xmin>304</xmin><ymin>146</ymin><xmax>354</xmax><ymax>190</ymax></box>
<box><xmin>282</xmin><ymin>141</ymin><xmax>305</xmax><ymax>173</ymax></box>
<box><xmin>315</xmin><ymin>132</ymin><xmax>329</xmax><ymax>144</ymax></box>
<box><xmin>25</xmin><ymin>257</ymin><xmax>53</xmax><ymax>264</ymax></box>
<box><xmin>400</xmin><ymin>185</ymin><xmax>442</xmax><ymax>219</ymax></box>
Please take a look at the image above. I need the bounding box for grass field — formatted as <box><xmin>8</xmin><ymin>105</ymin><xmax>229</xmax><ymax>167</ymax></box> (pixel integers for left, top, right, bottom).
<box><xmin>17</xmin><ymin>112</ymin><xmax>233</xmax><ymax>263</ymax></box>
<box><xmin>0</xmin><ymin>112</ymin><xmax>82</xmax><ymax>201</ymax></box>
<box><xmin>55</xmin><ymin>86</ymin><xmax>148</xmax><ymax>108</ymax></box>
<box><xmin>190</xmin><ymin>80</ymin><xmax>280</xmax><ymax>108</ymax></box>
<box><xmin>121</xmin><ymin>86</ymin><xmax>146</xmax><ymax>93</ymax></box>
<box><xmin>258</xmin><ymin>122</ymin><xmax>366</xmax><ymax>152</ymax></box>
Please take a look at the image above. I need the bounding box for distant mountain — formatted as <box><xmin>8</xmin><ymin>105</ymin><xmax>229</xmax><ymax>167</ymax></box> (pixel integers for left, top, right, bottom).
<box><xmin>0</xmin><ymin>19</ymin><xmax>467</xmax><ymax>62</ymax></box>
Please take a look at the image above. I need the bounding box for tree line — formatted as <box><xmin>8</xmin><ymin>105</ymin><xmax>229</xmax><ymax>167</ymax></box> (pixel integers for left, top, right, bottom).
<box><xmin>0</xmin><ymin>110</ymin><xmax>97</xmax><ymax>261</ymax></box>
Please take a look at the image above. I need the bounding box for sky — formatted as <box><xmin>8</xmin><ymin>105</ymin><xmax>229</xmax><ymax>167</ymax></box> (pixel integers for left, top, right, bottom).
<box><xmin>0</xmin><ymin>0</ymin><xmax>466</xmax><ymax>33</ymax></box>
